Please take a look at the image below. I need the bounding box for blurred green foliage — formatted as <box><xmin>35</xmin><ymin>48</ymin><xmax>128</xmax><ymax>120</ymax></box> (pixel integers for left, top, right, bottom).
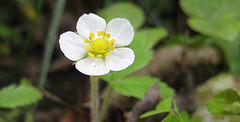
<box><xmin>0</xmin><ymin>78</ymin><xmax>42</xmax><ymax>108</ymax></box>
<box><xmin>188</xmin><ymin>18</ymin><xmax>240</xmax><ymax>41</ymax></box>
<box><xmin>180</xmin><ymin>111</ymin><xmax>201</xmax><ymax>122</ymax></box>
<box><xmin>0</xmin><ymin>23</ymin><xmax>23</xmax><ymax>56</ymax></box>
<box><xmin>140</xmin><ymin>97</ymin><xmax>173</xmax><ymax>118</ymax></box>
<box><xmin>215</xmin><ymin>38</ymin><xmax>240</xmax><ymax>77</ymax></box>
<box><xmin>113</xmin><ymin>76</ymin><xmax>158</xmax><ymax>99</ymax></box>
<box><xmin>162</xmin><ymin>113</ymin><xmax>180</xmax><ymax>122</ymax></box>
<box><xmin>207</xmin><ymin>89</ymin><xmax>240</xmax><ymax>114</ymax></box>
<box><xmin>141</xmin><ymin>97</ymin><xmax>201</xmax><ymax>122</ymax></box>
<box><xmin>0</xmin><ymin>24</ymin><xmax>23</xmax><ymax>44</ymax></box>
<box><xmin>0</xmin><ymin>109</ymin><xmax>19</xmax><ymax>122</ymax></box>
<box><xmin>0</xmin><ymin>0</ymin><xmax>33</xmax><ymax>57</ymax></box>
<box><xmin>112</xmin><ymin>76</ymin><xmax>174</xmax><ymax>99</ymax></box>
<box><xmin>193</xmin><ymin>73</ymin><xmax>240</xmax><ymax>121</ymax></box>
<box><xmin>158</xmin><ymin>81</ymin><xmax>174</xmax><ymax>98</ymax></box>
<box><xmin>180</xmin><ymin>0</ymin><xmax>240</xmax><ymax>41</ymax></box>
<box><xmin>0</xmin><ymin>78</ymin><xmax>42</xmax><ymax>122</ymax></box>
<box><xmin>98</xmin><ymin>1</ymin><xmax>145</xmax><ymax>29</ymax></box>
<box><xmin>137</xmin><ymin>27</ymin><xmax>167</xmax><ymax>48</ymax></box>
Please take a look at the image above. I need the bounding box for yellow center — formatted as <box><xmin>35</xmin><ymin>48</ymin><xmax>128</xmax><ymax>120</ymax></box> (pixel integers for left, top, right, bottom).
<box><xmin>84</xmin><ymin>31</ymin><xmax>115</xmax><ymax>58</ymax></box>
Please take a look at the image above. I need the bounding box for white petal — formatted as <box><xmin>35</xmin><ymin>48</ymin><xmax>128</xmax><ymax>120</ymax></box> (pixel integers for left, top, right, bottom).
<box><xmin>105</xmin><ymin>48</ymin><xmax>135</xmax><ymax>71</ymax></box>
<box><xmin>106</xmin><ymin>18</ymin><xmax>134</xmax><ymax>47</ymax></box>
<box><xmin>59</xmin><ymin>31</ymin><xmax>88</xmax><ymax>61</ymax></box>
<box><xmin>76</xmin><ymin>13</ymin><xmax>106</xmax><ymax>39</ymax></box>
<box><xmin>75</xmin><ymin>57</ymin><xmax>110</xmax><ymax>76</ymax></box>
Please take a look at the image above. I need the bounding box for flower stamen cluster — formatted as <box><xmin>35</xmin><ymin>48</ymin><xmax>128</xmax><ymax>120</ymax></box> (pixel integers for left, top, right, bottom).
<box><xmin>84</xmin><ymin>31</ymin><xmax>115</xmax><ymax>58</ymax></box>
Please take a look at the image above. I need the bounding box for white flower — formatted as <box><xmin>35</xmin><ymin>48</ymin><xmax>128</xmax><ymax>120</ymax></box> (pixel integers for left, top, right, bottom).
<box><xmin>59</xmin><ymin>13</ymin><xmax>135</xmax><ymax>76</ymax></box>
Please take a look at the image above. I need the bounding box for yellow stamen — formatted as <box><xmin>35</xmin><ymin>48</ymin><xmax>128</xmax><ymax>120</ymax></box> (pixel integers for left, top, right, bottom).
<box><xmin>101</xmin><ymin>50</ymin><xmax>106</xmax><ymax>53</ymax></box>
<box><xmin>89</xmin><ymin>32</ymin><xmax>94</xmax><ymax>40</ymax></box>
<box><xmin>97</xmin><ymin>55</ymin><xmax>103</xmax><ymax>58</ymax></box>
<box><xmin>102</xmin><ymin>31</ymin><xmax>106</xmax><ymax>36</ymax></box>
<box><xmin>90</xmin><ymin>32</ymin><xmax>94</xmax><ymax>37</ymax></box>
<box><xmin>98</xmin><ymin>31</ymin><xmax>102</xmax><ymax>36</ymax></box>
<box><xmin>105</xmin><ymin>52</ymin><xmax>110</xmax><ymax>56</ymax></box>
<box><xmin>89</xmin><ymin>53</ymin><xmax>95</xmax><ymax>57</ymax></box>
<box><xmin>105</xmin><ymin>39</ymin><xmax>109</xmax><ymax>43</ymax></box>
<box><xmin>111</xmin><ymin>39</ymin><xmax>115</xmax><ymax>44</ymax></box>
<box><xmin>106</xmin><ymin>33</ymin><xmax>110</xmax><ymax>38</ymax></box>
<box><xmin>84</xmin><ymin>39</ymin><xmax>89</xmax><ymax>44</ymax></box>
<box><xmin>84</xmin><ymin>46</ymin><xmax>89</xmax><ymax>51</ymax></box>
<box><xmin>110</xmin><ymin>46</ymin><xmax>115</xmax><ymax>51</ymax></box>
<box><xmin>89</xmin><ymin>46</ymin><xmax>93</xmax><ymax>51</ymax></box>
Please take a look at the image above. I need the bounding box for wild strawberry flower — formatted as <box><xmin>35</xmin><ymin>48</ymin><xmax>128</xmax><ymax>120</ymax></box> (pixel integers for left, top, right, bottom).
<box><xmin>59</xmin><ymin>13</ymin><xmax>135</xmax><ymax>76</ymax></box>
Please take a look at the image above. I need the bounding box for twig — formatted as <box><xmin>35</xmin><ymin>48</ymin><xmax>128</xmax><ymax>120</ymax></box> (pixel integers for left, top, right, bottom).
<box><xmin>37</xmin><ymin>87</ymin><xmax>84</xmax><ymax>114</ymax></box>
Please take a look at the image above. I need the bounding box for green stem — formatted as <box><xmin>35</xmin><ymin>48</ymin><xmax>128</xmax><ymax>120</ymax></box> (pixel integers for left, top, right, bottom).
<box><xmin>91</xmin><ymin>76</ymin><xmax>99</xmax><ymax>122</ymax></box>
<box><xmin>34</xmin><ymin>0</ymin><xmax>66</xmax><ymax>114</ymax></box>
<box><xmin>25</xmin><ymin>105</ymin><xmax>33</xmax><ymax>122</ymax></box>
<box><xmin>99</xmin><ymin>85</ymin><xmax>113</xmax><ymax>122</ymax></box>
<box><xmin>38</xmin><ymin>0</ymin><xmax>66</xmax><ymax>88</ymax></box>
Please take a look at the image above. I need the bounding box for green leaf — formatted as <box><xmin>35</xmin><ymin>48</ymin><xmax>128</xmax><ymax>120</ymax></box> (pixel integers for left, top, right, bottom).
<box><xmin>180</xmin><ymin>110</ymin><xmax>189</xmax><ymax>122</ymax></box>
<box><xmin>97</xmin><ymin>1</ymin><xmax>145</xmax><ymax>29</ymax></box>
<box><xmin>224</xmin><ymin>102</ymin><xmax>240</xmax><ymax>114</ymax></box>
<box><xmin>194</xmin><ymin>74</ymin><xmax>239</xmax><ymax>121</ymax></box>
<box><xmin>162</xmin><ymin>113</ymin><xmax>180</xmax><ymax>122</ymax></box>
<box><xmin>137</xmin><ymin>27</ymin><xmax>167</xmax><ymax>47</ymax></box>
<box><xmin>159</xmin><ymin>81</ymin><xmax>174</xmax><ymax>98</ymax></box>
<box><xmin>190</xmin><ymin>118</ymin><xmax>201</xmax><ymax>122</ymax></box>
<box><xmin>180</xmin><ymin>0</ymin><xmax>209</xmax><ymax>19</ymax></box>
<box><xmin>207</xmin><ymin>89</ymin><xmax>240</xmax><ymax>114</ymax></box>
<box><xmin>156</xmin><ymin>97</ymin><xmax>172</xmax><ymax>111</ymax></box>
<box><xmin>0</xmin><ymin>23</ymin><xmax>11</xmax><ymax>39</ymax></box>
<box><xmin>0</xmin><ymin>23</ymin><xmax>23</xmax><ymax>44</ymax></box>
<box><xmin>113</xmin><ymin>34</ymin><xmax>153</xmax><ymax>80</ymax></box>
<box><xmin>180</xmin><ymin>0</ymin><xmax>240</xmax><ymax>41</ymax></box>
<box><xmin>188</xmin><ymin>18</ymin><xmax>240</xmax><ymax>41</ymax></box>
<box><xmin>173</xmin><ymin>100</ymin><xmax>182</xmax><ymax>121</ymax></box>
<box><xmin>140</xmin><ymin>97</ymin><xmax>172</xmax><ymax>118</ymax></box>
<box><xmin>180</xmin><ymin>0</ymin><xmax>240</xmax><ymax>19</ymax></box>
<box><xmin>20</xmin><ymin>78</ymin><xmax>32</xmax><ymax>86</ymax></box>
<box><xmin>139</xmin><ymin>110</ymin><xmax>164</xmax><ymax>119</ymax></box>
<box><xmin>195</xmin><ymin>73</ymin><xmax>235</xmax><ymax>98</ymax></box>
<box><xmin>112</xmin><ymin>76</ymin><xmax>158</xmax><ymax>99</ymax></box>
<box><xmin>0</xmin><ymin>84</ymin><xmax>42</xmax><ymax>108</ymax></box>
<box><xmin>180</xmin><ymin>110</ymin><xmax>201</xmax><ymax>122</ymax></box>
<box><xmin>100</xmin><ymin>34</ymin><xmax>153</xmax><ymax>82</ymax></box>
<box><xmin>215</xmin><ymin>39</ymin><xmax>240</xmax><ymax>77</ymax></box>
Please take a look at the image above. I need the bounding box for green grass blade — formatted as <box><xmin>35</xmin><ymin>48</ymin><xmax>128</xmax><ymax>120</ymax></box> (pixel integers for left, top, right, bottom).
<box><xmin>38</xmin><ymin>0</ymin><xmax>67</xmax><ymax>88</ymax></box>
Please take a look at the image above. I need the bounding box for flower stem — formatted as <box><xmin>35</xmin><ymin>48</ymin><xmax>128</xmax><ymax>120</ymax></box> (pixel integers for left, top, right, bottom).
<box><xmin>99</xmin><ymin>85</ymin><xmax>113</xmax><ymax>121</ymax></box>
<box><xmin>90</xmin><ymin>76</ymin><xmax>99</xmax><ymax>122</ymax></box>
